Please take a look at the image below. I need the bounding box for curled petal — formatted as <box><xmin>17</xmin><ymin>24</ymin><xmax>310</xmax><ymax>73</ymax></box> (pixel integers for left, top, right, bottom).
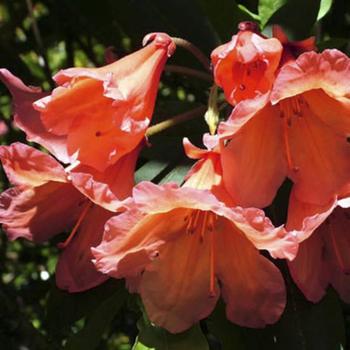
<box><xmin>286</xmin><ymin>189</ymin><xmax>336</xmax><ymax>242</ymax></box>
<box><xmin>271</xmin><ymin>49</ymin><xmax>350</xmax><ymax>103</ymax></box>
<box><xmin>0</xmin><ymin>183</ymin><xmax>83</xmax><ymax>242</ymax></box>
<box><xmin>70</xmin><ymin>143</ymin><xmax>141</xmax><ymax>211</ymax></box>
<box><xmin>0</xmin><ymin>69</ymin><xmax>71</xmax><ymax>163</ymax></box>
<box><xmin>0</xmin><ymin>142</ymin><xmax>67</xmax><ymax>187</ymax></box>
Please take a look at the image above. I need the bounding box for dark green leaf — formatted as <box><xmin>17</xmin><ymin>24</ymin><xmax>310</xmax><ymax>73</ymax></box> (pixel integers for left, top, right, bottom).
<box><xmin>133</xmin><ymin>318</ymin><xmax>209</xmax><ymax>350</ymax></box>
<box><xmin>64</xmin><ymin>282</ymin><xmax>127</xmax><ymax>350</ymax></box>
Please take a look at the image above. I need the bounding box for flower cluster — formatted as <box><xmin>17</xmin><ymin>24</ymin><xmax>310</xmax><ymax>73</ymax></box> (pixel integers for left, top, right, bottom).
<box><xmin>1</xmin><ymin>24</ymin><xmax>350</xmax><ymax>333</ymax></box>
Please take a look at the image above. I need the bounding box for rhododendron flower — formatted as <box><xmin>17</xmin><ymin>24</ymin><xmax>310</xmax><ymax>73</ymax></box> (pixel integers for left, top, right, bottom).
<box><xmin>211</xmin><ymin>28</ymin><xmax>282</xmax><ymax>105</ymax></box>
<box><xmin>0</xmin><ymin>142</ymin><xmax>139</xmax><ymax>292</ymax></box>
<box><xmin>286</xmin><ymin>190</ymin><xmax>350</xmax><ymax>303</ymax></box>
<box><xmin>93</xmin><ymin>136</ymin><xmax>297</xmax><ymax>333</ymax></box>
<box><xmin>31</xmin><ymin>33</ymin><xmax>175</xmax><ymax>171</ymax></box>
<box><xmin>219</xmin><ymin>49</ymin><xmax>350</xmax><ymax>208</ymax></box>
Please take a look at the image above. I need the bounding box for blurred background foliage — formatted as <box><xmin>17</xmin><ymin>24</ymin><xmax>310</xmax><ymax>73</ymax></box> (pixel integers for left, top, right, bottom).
<box><xmin>0</xmin><ymin>0</ymin><xmax>350</xmax><ymax>349</ymax></box>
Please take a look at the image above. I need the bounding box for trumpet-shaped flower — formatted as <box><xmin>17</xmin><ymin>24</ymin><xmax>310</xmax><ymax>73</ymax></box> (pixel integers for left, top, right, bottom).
<box><xmin>211</xmin><ymin>28</ymin><xmax>282</xmax><ymax>105</ymax></box>
<box><xmin>0</xmin><ymin>142</ymin><xmax>139</xmax><ymax>292</ymax></box>
<box><xmin>93</xmin><ymin>137</ymin><xmax>297</xmax><ymax>333</ymax></box>
<box><xmin>286</xmin><ymin>190</ymin><xmax>350</xmax><ymax>303</ymax></box>
<box><xmin>219</xmin><ymin>49</ymin><xmax>350</xmax><ymax>208</ymax></box>
<box><xmin>32</xmin><ymin>33</ymin><xmax>175</xmax><ymax>171</ymax></box>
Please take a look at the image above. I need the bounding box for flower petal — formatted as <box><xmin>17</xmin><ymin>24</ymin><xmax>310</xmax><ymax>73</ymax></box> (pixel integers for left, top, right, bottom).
<box><xmin>323</xmin><ymin>207</ymin><xmax>350</xmax><ymax>274</ymax></box>
<box><xmin>56</xmin><ymin>206</ymin><xmax>111</xmax><ymax>292</ymax></box>
<box><xmin>0</xmin><ymin>142</ymin><xmax>67</xmax><ymax>187</ymax></box>
<box><xmin>0</xmin><ymin>182</ymin><xmax>83</xmax><ymax>242</ymax></box>
<box><xmin>212</xmin><ymin>31</ymin><xmax>282</xmax><ymax>104</ymax></box>
<box><xmin>35</xmin><ymin>35</ymin><xmax>174</xmax><ymax>171</ymax></box>
<box><xmin>271</xmin><ymin>49</ymin><xmax>350</xmax><ymax>103</ymax></box>
<box><xmin>220</xmin><ymin>103</ymin><xmax>288</xmax><ymax>208</ymax></box>
<box><xmin>216</xmin><ymin>225</ymin><xmax>286</xmax><ymax>327</ymax></box>
<box><xmin>286</xmin><ymin>188</ymin><xmax>336</xmax><ymax>242</ymax></box>
<box><xmin>287</xmin><ymin>103</ymin><xmax>350</xmax><ymax>204</ymax></box>
<box><xmin>0</xmin><ymin>69</ymin><xmax>71</xmax><ymax>163</ymax></box>
<box><xmin>288</xmin><ymin>233</ymin><xmax>329</xmax><ymax>302</ymax></box>
<box><xmin>329</xmin><ymin>263</ymin><xmax>350</xmax><ymax>303</ymax></box>
<box><xmin>140</xmin><ymin>231</ymin><xmax>219</xmax><ymax>333</ymax></box>
<box><xmin>236</xmin><ymin>207</ymin><xmax>297</xmax><ymax>260</ymax></box>
<box><xmin>92</xmin><ymin>208</ymin><xmax>186</xmax><ymax>278</ymax></box>
<box><xmin>70</xmin><ymin>143</ymin><xmax>141</xmax><ymax>211</ymax></box>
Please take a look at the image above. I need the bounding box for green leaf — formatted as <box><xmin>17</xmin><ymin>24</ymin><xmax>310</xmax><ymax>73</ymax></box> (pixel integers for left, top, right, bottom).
<box><xmin>64</xmin><ymin>282</ymin><xmax>127</xmax><ymax>350</ymax></box>
<box><xmin>135</xmin><ymin>160</ymin><xmax>171</xmax><ymax>183</ymax></box>
<box><xmin>270</xmin><ymin>279</ymin><xmax>346</xmax><ymax>349</ymax></box>
<box><xmin>207</xmin><ymin>300</ymin><xmax>246</xmax><ymax>350</ymax></box>
<box><xmin>317</xmin><ymin>0</ymin><xmax>333</xmax><ymax>20</ymax></box>
<box><xmin>158</xmin><ymin>162</ymin><xmax>192</xmax><ymax>185</ymax></box>
<box><xmin>133</xmin><ymin>318</ymin><xmax>209</xmax><ymax>350</ymax></box>
<box><xmin>46</xmin><ymin>280</ymin><xmax>125</xmax><ymax>341</ymax></box>
<box><xmin>258</xmin><ymin>0</ymin><xmax>287</xmax><ymax>28</ymax></box>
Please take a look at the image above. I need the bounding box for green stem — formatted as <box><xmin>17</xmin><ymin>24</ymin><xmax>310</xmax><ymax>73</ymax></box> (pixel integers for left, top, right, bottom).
<box><xmin>146</xmin><ymin>106</ymin><xmax>206</xmax><ymax>137</ymax></box>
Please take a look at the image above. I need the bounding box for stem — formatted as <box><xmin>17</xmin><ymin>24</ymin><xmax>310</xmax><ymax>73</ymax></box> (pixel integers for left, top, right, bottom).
<box><xmin>165</xmin><ymin>64</ymin><xmax>212</xmax><ymax>82</ymax></box>
<box><xmin>146</xmin><ymin>106</ymin><xmax>206</xmax><ymax>137</ymax></box>
<box><xmin>171</xmin><ymin>37</ymin><xmax>211</xmax><ymax>72</ymax></box>
<box><xmin>25</xmin><ymin>0</ymin><xmax>54</xmax><ymax>88</ymax></box>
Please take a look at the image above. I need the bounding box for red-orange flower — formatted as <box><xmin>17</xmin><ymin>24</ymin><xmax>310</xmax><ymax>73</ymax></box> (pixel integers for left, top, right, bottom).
<box><xmin>286</xmin><ymin>190</ymin><xmax>350</xmax><ymax>303</ymax></box>
<box><xmin>1</xmin><ymin>33</ymin><xmax>175</xmax><ymax>171</ymax></box>
<box><xmin>93</xmin><ymin>137</ymin><xmax>297</xmax><ymax>333</ymax></box>
<box><xmin>0</xmin><ymin>142</ymin><xmax>139</xmax><ymax>292</ymax></box>
<box><xmin>219</xmin><ymin>49</ymin><xmax>350</xmax><ymax>208</ymax></box>
<box><xmin>211</xmin><ymin>28</ymin><xmax>282</xmax><ymax>105</ymax></box>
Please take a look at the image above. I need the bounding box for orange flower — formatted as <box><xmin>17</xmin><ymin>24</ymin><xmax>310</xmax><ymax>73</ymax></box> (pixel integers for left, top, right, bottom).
<box><xmin>219</xmin><ymin>49</ymin><xmax>350</xmax><ymax>208</ymax></box>
<box><xmin>93</xmin><ymin>136</ymin><xmax>297</xmax><ymax>333</ymax></box>
<box><xmin>1</xmin><ymin>33</ymin><xmax>175</xmax><ymax>171</ymax></box>
<box><xmin>0</xmin><ymin>142</ymin><xmax>140</xmax><ymax>292</ymax></box>
<box><xmin>211</xmin><ymin>27</ymin><xmax>282</xmax><ymax>105</ymax></box>
<box><xmin>286</xmin><ymin>190</ymin><xmax>350</xmax><ymax>303</ymax></box>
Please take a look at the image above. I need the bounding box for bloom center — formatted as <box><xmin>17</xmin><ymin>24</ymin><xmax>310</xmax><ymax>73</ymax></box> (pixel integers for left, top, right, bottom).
<box><xmin>184</xmin><ymin>209</ymin><xmax>217</xmax><ymax>297</ymax></box>
<box><xmin>232</xmin><ymin>60</ymin><xmax>267</xmax><ymax>101</ymax></box>
<box><xmin>279</xmin><ymin>96</ymin><xmax>305</xmax><ymax>172</ymax></box>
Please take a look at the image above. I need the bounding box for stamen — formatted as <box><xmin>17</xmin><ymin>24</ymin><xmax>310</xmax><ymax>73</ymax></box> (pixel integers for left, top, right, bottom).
<box><xmin>198</xmin><ymin>212</ymin><xmax>208</xmax><ymax>242</ymax></box>
<box><xmin>58</xmin><ymin>201</ymin><xmax>92</xmax><ymax>249</ymax></box>
<box><xmin>280</xmin><ymin>98</ymin><xmax>300</xmax><ymax>172</ymax></box>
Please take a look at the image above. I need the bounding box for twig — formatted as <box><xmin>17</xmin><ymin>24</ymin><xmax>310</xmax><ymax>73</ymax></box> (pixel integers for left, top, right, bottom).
<box><xmin>25</xmin><ymin>0</ymin><xmax>54</xmax><ymax>88</ymax></box>
<box><xmin>171</xmin><ymin>37</ymin><xmax>211</xmax><ymax>72</ymax></box>
<box><xmin>165</xmin><ymin>64</ymin><xmax>212</xmax><ymax>82</ymax></box>
<box><xmin>146</xmin><ymin>106</ymin><xmax>206</xmax><ymax>137</ymax></box>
